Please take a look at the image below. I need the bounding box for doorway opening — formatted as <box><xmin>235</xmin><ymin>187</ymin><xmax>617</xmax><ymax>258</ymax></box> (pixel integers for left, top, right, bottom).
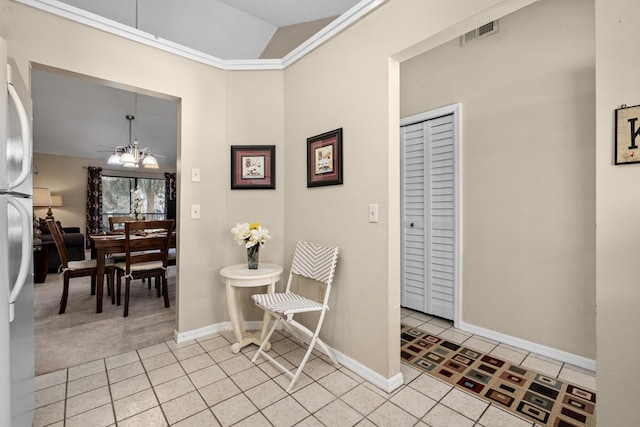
<box><xmin>30</xmin><ymin>63</ymin><xmax>180</xmax><ymax>375</ymax></box>
<box><xmin>400</xmin><ymin>103</ymin><xmax>461</xmax><ymax>326</ymax></box>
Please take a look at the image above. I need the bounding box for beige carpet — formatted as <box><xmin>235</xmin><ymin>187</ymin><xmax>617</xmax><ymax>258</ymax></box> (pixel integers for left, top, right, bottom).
<box><xmin>34</xmin><ymin>268</ymin><xmax>176</xmax><ymax>376</ymax></box>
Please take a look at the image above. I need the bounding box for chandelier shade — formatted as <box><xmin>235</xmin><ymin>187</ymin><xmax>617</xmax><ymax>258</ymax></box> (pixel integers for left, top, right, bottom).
<box><xmin>107</xmin><ymin>114</ymin><xmax>159</xmax><ymax>169</ymax></box>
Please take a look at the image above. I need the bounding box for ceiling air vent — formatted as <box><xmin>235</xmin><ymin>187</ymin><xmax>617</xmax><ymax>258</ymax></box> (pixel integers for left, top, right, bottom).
<box><xmin>461</xmin><ymin>20</ymin><xmax>498</xmax><ymax>45</ymax></box>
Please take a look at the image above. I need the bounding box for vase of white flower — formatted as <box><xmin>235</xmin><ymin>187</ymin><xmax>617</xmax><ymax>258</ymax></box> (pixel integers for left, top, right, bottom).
<box><xmin>231</xmin><ymin>221</ymin><xmax>271</xmax><ymax>270</ymax></box>
<box><xmin>247</xmin><ymin>245</ymin><xmax>259</xmax><ymax>269</ymax></box>
<box><xmin>131</xmin><ymin>186</ymin><xmax>143</xmax><ymax>220</ymax></box>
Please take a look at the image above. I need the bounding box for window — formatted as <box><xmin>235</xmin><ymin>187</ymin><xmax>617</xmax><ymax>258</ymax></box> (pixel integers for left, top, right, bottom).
<box><xmin>101</xmin><ymin>176</ymin><xmax>166</xmax><ymax>230</ymax></box>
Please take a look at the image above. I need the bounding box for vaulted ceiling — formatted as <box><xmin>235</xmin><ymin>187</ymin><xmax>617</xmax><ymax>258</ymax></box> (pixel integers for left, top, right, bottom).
<box><xmin>31</xmin><ymin>0</ymin><xmax>376</xmax><ymax>166</ymax></box>
<box><xmin>58</xmin><ymin>0</ymin><xmax>363</xmax><ymax>60</ymax></box>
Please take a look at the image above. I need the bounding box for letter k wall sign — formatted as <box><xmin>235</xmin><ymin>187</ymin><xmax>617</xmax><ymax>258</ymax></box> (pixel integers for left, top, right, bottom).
<box><xmin>616</xmin><ymin>104</ymin><xmax>640</xmax><ymax>164</ymax></box>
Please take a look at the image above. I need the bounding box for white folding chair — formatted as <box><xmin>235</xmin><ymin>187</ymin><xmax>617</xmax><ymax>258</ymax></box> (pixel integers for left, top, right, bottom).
<box><xmin>251</xmin><ymin>241</ymin><xmax>340</xmax><ymax>392</ymax></box>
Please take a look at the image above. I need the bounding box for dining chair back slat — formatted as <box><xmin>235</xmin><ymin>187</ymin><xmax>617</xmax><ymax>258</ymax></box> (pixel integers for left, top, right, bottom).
<box><xmin>47</xmin><ymin>218</ymin><xmax>70</xmax><ymax>268</ymax></box>
<box><xmin>109</xmin><ymin>216</ymin><xmax>136</xmax><ymax>231</ymax></box>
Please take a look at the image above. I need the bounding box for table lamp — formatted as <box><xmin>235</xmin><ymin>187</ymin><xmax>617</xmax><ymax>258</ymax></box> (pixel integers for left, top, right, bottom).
<box><xmin>48</xmin><ymin>195</ymin><xmax>63</xmax><ymax>219</ymax></box>
<box><xmin>33</xmin><ymin>187</ymin><xmax>52</xmax><ymax>210</ymax></box>
<box><xmin>33</xmin><ymin>187</ymin><xmax>52</xmax><ymax>245</ymax></box>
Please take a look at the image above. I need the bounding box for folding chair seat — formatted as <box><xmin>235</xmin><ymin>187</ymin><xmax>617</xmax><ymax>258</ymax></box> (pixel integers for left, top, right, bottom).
<box><xmin>251</xmin><ymin>241</ymin><xmax>339</xmax><ymax>392</ymax></box>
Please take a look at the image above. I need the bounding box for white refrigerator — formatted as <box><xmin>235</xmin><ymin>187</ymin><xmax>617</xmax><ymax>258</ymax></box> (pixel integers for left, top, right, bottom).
<box><xmin>0</xmin><ymin>37</ymin><xmax>35</xmax><ymax>427</ymax></box>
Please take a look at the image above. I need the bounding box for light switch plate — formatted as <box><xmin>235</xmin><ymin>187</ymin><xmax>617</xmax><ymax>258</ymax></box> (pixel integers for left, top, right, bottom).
<box><xmin>368</xmin><ymin>204</ymin><xmax>379</xmax><ymax>223</ymax></box>
<box><xmin>191</xmin><ymin>204</ymin><xmax>201</xmax><ymax>219</ymax></box>
<box><xmin>191</xmin><ymin>168</ymin><xmax>201</xmax><ymax>182</ymax></box>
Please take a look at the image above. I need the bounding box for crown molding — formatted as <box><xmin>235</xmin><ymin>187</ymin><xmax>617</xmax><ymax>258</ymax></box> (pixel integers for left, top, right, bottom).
<box><xmin>15</xmin><ymin>0</ymin><xmax>387</xmax><ymax>71</ymax></box>
<box><xmin>280</xmin><ymin>0</ymin><xmax>386</xmax><ymax>68</ymax></box>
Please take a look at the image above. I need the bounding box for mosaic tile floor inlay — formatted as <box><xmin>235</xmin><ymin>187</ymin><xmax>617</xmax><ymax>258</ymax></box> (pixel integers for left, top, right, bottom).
<box><xmin>401</xmin><ymin>324</ymin><xmax>596</xmax><ymax>427</ymax></box>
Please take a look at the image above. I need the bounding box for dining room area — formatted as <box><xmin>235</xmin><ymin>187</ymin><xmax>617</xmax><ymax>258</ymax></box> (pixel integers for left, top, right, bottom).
<box><xmin>34</xmin><ymin>222</ymin><xmax>178</xmax><ymax>377</ymax></box>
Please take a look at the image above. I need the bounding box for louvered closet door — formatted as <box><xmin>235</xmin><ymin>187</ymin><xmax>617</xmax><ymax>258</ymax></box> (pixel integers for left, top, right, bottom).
<box><xmin>401</xmin><ymin>114</ymin><xmax>455</xmax><ymax>320</ymax></box>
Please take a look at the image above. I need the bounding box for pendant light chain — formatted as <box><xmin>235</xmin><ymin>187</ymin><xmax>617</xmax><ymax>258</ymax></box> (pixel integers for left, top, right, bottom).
<box><xmin>133</xmin><ymin>93</ymin><xmax>138</xmax><ymax>141</ymax></box>
<box><xmin>105</xmin><ymin>0</ymin><xmax>158</xmax><ymax>169</ymax></box>
<box><xmin>133</xmin><ymin>1</ymin><xmax>139</xmax><ymax>142</ymax></box>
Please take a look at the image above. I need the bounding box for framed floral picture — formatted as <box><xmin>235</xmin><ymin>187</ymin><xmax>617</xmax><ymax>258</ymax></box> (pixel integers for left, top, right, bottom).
<box><xmin>231</xmin><ymin>145</ymin><xmax>275</xmax><ymax>189</ymax></box>
<box><xmin>307</xmin><ymin>128</ymin><xmax>343</xmax><ymax>187</ymax></box>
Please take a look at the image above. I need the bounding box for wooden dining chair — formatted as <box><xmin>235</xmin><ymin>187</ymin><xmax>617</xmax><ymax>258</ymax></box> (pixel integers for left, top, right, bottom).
<box><xmin>114</xmin><ymin>219</ymin><xmax>174</xmax><ymax>317</ymax></box>
<box><xmin>109</xmin><ymin>216</ymin><xmax>136</xmax><ymax>232</ymax></box>
<box><xmin>168</xmin><ymin>248</ymin><xmax>177</xmax><ymax>266</ymax></box>
<box><xmin>107</xmin><ymin>216</ymin><xmax>136</xmax><ymax>266</ymax></box>
<box><xmin>46</xmin><ymin>219</ymin><xmax>115</xmax><ymax>314</ymax></box>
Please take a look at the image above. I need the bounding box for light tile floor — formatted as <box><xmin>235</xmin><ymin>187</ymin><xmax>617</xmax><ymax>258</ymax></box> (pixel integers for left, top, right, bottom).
<box><xmin>33</xmin><ymin>309</ymin><xmax>596</xmax><ymax>426</ymax></box>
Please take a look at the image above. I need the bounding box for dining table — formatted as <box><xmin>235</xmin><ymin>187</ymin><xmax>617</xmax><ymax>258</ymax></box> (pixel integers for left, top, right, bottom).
<box><xmin>89</xmin><ymin>231</ymin><xmax>176</xmax><ymax>313</ymax></box>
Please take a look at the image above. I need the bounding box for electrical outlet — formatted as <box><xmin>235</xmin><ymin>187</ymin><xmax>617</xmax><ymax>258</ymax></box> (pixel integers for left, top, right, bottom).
<box><xmin>191</xmin><ymin>204</ymin><xmax>201</xmax><ymax>219</ymax></box>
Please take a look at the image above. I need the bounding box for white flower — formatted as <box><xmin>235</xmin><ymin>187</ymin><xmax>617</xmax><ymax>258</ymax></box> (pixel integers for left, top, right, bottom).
<box><xmin>231</xmin><ymin>221</ymin><xmax>271</xmax><ymax>248</ymax></box>
<box><xmin>131</xmin><ymin>186</ymin><xmax>143</xmax><ymax>219</ymax></box>
<box><xmin>231</xmin><ymin>222</ymin><xmax>251</xmax><ymax>244</ymax></box>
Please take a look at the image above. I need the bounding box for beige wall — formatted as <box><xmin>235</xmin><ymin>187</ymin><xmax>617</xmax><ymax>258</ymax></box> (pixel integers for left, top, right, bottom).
<box><xmin>222</xmin><ymin>70</ymin><xmax>286</xmax><ymax>321</ymax></box>
<box><xmin>12</xmin><ymin>0</ymin><xmax>611</xmax><ymax>386</ymax></box>
<box><xmin>595</xmin><ymin>0</ymin><xmax>640</xmax><ymax>424</ymax></box>
<box><xmin>0</xmin><ymin>0</ymin><xmax>286</xmax><ymax>334</ymax></box>
<box><xmin>282</xmin><ymin>0</ymin><xmax>538</xmax><ymax>378</ymax></box>
<box><xmin>33</xmin><ymin>152</ymin><xmax>176</xmax><ymax>234</ymax></box>
<box><xmin>7</xmin><ymin>0</ymin><xmax>639</xmax><ymax>421</ymax></box>
<box><xmin>401</xmin><ymin>0</ymin><xmax>596</xmax><ymax>358</ymax></box>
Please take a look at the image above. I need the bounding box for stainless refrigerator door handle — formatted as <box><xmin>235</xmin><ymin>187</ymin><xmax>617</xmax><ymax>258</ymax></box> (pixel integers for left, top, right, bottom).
<box><xmin>6</xmin><ymin>65</ymin><xmax>31</xmax><ymax>191</ymax></box>
<box><xmin>7</xmin><ymin>198</ymin><xmax>30</xmax><ymax>323</ymax></box>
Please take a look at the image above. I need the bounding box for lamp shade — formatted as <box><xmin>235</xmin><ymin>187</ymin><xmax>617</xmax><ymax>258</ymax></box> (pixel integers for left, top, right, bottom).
<box><xmin>120</xmin><ymin>151</ymin><xmax>136</xmax><ymax>165</ymax></box>
<box><xmin>107</xmin><ymin>152</ymin><xmax>122</xmax><ymax>165</ymax></box>
<box><xmin>33</xmin><ymin>187</ymin><xmax>52</xmax><ymax>207</ymax></box>
<box><xmin>142</xmin><ymin>155</ymin><xmax>159</xmax><ymax>168</ymax></box>
<box><xmin>50</xmin><ymin>195</ymin><xmax>63</xmax><ymax>207</ymax></box>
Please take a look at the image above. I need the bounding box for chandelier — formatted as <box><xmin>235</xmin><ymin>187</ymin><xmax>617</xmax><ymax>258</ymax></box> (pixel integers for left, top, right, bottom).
<box><xmin>107</xmin><ymin>114</ymin><xmax>159</xmax><ymax>169</ymax></box>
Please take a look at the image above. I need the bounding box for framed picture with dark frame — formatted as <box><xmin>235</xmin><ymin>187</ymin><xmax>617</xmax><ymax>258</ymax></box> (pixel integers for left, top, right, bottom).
<box><xmin>307</xmin><ymin>128</ymin><xmax>343</xmax><ymax>187</ymax></box>
<box><xmin>231</xmin><ymin>145</ymin><xmax>275</xmax><ymax>189</ymax></box>
<box><xmin>615</xmin><ymin>104</ymin><xmax>640</xmax><ymax>165</ymax></box>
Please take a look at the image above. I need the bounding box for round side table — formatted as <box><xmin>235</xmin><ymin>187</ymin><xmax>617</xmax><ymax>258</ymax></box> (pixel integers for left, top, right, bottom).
<box><xmin>220</xmin><ymin>263</ymin><xmax>283</xmax><ymax>354</ymax></box>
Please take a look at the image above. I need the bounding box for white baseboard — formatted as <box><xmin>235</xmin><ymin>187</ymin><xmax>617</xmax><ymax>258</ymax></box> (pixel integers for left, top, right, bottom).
<box><xmin>331</xmin><ymin>348</ymin><xmax>404</xmax><ymax>393</ymax></box>
<box><xmin>459</xmin><ymin>321</ymin><xmax>596</xmax><ymax>372</ymax></box>
<box><xmin>174</xmin><ymin>321</ymin><xmax>270</xmax><ymax>343</ymax></box>
<box><xmin>174</xmin><ymin>321</ymin><xmax>404</xmax><ymax>393</ymax></box>
<box><xmin>173</xmin><ymin>322</ymin><xmax>231</xmax><ymax>343</ymax></box>
<box><xmin>174</xmin><ymin>318</ymin><xmax>592</xmax><ymax>392</ymax></box>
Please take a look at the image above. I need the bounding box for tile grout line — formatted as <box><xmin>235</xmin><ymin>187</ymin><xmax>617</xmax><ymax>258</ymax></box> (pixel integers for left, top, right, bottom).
<box><xmin>137</xmin><ymin>345</ymin><xmax>172</xmax><ymax>427</ymax></box>
<box><xmin>104</xmin><ymin>357</ymin><xmax>119</xmax><ymax>427</ymax></box>
<box><xmin>63</xmin><ymin>368</ymin><xmax>68</xmax><ymax>426</ymax></box>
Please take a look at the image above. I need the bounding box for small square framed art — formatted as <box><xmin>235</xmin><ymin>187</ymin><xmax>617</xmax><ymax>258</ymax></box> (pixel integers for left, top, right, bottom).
<box><xmin>231</xmin><ymin>145</ymin><xmax>275</xmax><ymax>189</ymax></box>
<box><xmin>307</xmin><ymin>128</ymin><xmax>343</xmax><ymax>187</ymax></box>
